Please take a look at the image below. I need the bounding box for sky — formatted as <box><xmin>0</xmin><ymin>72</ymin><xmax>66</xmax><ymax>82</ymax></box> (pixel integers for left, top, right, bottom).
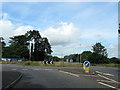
<box><xmin>0</xmin><ymin>2</ymin><xmax>118</xmax><ymax>58</ymax></box>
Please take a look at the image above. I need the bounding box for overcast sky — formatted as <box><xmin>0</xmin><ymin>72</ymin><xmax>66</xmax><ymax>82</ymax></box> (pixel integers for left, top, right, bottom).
<box><xmin>0</xmin><ymin>2</ymin><xmax>118</xmax><ymax>58</ymax></box>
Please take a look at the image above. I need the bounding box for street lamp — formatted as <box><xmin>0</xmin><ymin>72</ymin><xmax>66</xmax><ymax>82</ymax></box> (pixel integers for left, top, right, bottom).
<box><xmin>27</xmin><ymin>38</ymin><xmax>35</xmax><ymax>61</ymax></box>
<box><xmin>80</xmin><ymin>44</ymin><xmax>82</xmax><ymax>63</ymax></box>
<box><xmin>0</xmin><ymin>37</ymin><xmax>2</xmax><ymax>61</ymax></box>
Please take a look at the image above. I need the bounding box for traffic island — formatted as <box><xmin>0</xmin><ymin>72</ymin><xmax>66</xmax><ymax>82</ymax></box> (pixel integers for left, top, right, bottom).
<box><xmin>2</xmin><ymin>68</ymin><xmax>22</xmax><ymax>90</ymax></box>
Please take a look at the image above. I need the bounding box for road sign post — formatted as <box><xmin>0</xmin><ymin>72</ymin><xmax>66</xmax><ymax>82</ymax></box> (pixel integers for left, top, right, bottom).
<box><xmin>83</xmin><ymin>61</ymin><xmax>90</xmax><ymax>73</ymax></box>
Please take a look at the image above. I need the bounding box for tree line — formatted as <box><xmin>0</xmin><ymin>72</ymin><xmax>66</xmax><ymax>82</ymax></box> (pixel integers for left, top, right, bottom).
<box><xmin>1</xmin><ymin>30</ymin><xmax>120</xmax><ymax>64</ymax></box>
<box><xmin>64</xmin><ymin>43</ymin><xmax>120</xmax><ymax>64</ymax></box>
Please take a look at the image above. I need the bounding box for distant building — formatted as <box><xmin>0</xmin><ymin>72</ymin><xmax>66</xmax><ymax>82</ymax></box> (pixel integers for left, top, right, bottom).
<box><xmin>70</xmin><ymin>59</ymin><xmax>73</xmax><ymax>62</ymax></box>
<box><xmin>2</xmin><ymin>58</ymin><xmax>12</xmax><ymax>62</ymax></box>
<box><xmin>1</xmin><ymin>58</ymin><xmax>27</xmax><ymax>62</ymax></box>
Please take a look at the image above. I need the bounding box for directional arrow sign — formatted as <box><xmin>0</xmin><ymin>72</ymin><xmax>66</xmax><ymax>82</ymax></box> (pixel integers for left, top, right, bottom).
<box><xmin>83</xmin><ymin>61</ymin><xmax>90</xmax><ymax>67</ymax></box>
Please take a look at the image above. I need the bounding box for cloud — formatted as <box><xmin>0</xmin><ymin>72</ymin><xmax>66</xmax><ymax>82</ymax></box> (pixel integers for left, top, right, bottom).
<box><xmin>1</xmin><ymin>12</ymin><xmax>118</xmax><ymax>58</ymax></box>
<box><xmin>2</xmin><ymin>13</ymin><xmax>9</xmax><ymax>20</ymax></box>
<box><xmin>0</xmin><ymin>18</ymin><xmax>34</xmax><ymax>44</ymax></box>
<box><xmin>0</xmin><ymin>20</ymin><xmax>14</xmax><ymax>44</ymax></box>
<box><xmin>14</xmin><ymin>26</ymin><xmax>34</xmax><ymax>36</ymax></box>
<box><xmin>107</xmin><ymin>44</ymin><xmax>118</xmax><ymax>58</ymax></box>
<box><xmin>41</xmin><ymin>22</ymin><xmax>80</xmax><ymax>46</ymax></box>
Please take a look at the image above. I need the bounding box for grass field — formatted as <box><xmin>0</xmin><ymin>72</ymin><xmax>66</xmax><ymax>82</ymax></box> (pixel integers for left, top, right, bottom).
<box><xmin>1</xmin><ymin>61</ymin><xmax>119</xmax><ymax>67</ymax></box>
<box><xmin>0</xmin><ymin>61</ymin><xmax>2</xmax><ymax>64</ymax></box>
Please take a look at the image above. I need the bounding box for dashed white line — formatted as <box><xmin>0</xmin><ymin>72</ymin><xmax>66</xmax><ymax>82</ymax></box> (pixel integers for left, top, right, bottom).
<box><xmin>12</xmin><ymin>69</ymin><xmax>16</xmax><ymax>70</ymax></box>
<box><xmin>84</xmin><ymin>75</ymin><xmax>97</xmax><ymax>77</ymax></box>
<box><xmin>44</xmin><ymin>69</ymin><xmax>53</xmax><ymax>71</ymax></box>
<box><xmin>59</xmin><ymin>70</ymin><xmax>79</xmax><ymax>77</ymax></box>
<box><xmin>22</xmin><ymin>69</ymin><xmax>28</xmax><ymax>70</ymax></box>
<box><xmin>33</xmin><ymin>69</ymin><xmax>40</xmax><ymax>70</ymax></box>
<box><xmin>98</xmin><ymin>82</ymin><xmax>119</xmax><ymax>90</ymax></box>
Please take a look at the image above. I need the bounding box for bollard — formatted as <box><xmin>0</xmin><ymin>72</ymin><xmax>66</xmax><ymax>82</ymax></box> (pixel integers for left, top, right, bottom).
<box><xmin>85</xmin><ymin>67</ymin><xmax>89</xmax><ymax>73</ymax></box>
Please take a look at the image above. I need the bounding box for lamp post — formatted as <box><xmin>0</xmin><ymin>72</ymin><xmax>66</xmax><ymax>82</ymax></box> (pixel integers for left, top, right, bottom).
<box><xmin>28</xmin><ymin>40</ymin><xmax>32</xmax><ymax>61</ymax></box>
<box><xmin>80</xmin><ymin>44</ymin><xmax>82</xmax><ymax>63</ymax></box>
<box><xmin>0</xmin><ymin>37</ymin><xmax>2</xmax><ymax>61</ymax></box>
<box><xmin>27</xmin><ymin>38</ymin><xmax>35</xmax><ymax>61</ymax></box>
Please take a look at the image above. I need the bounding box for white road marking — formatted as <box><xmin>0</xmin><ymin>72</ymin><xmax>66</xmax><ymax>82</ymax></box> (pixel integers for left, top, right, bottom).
<box><xmin>84</xmin><ymin>75</ymin><xmax>97</xmax><ymax>77</ymax></box>
<box><xmin>12</xmin><ymin>69</ymin><xmax>16</xmax><ymax>70</ymax></box>
<box><xmin>102</xmin><ymin>73</ymin><xmax>114</xmax><ymax>76</ymax></box>
<box><xmin>97</xmin><ymin>79</ymin><xmax>116</xmax><ymax>83</ymax></box>
<box><xmin>33</xmin><ymin>69</ymin><xmax>40</xmax><ymax>70</ymax></box>
<box><xmin>22</xmin><ymin>69</ymin><xmax>28</xmax><ymax>70</ymax></box>
<box><xmin>98</xmin><ymin>82</ymin><xmax>120</xmax><ymax>90</ymax></box>
<box><xmin>96</xmin><ymin>71</ymin><xmax>114</xmax><ymax>76</ymax></box>
<box><xmin>59</xmin><ymin>70</ymin><xmax>79</xmax><ymax>77</ymax></box>
<box><xmin>44</xmin><ymin>69</ymin><xmax>53</xmax><ymax>71</ymax></box>
<box><xmin>97</xmin><ymin>74</ymin><xmax>120</xmax><ymax>84</ymax></box>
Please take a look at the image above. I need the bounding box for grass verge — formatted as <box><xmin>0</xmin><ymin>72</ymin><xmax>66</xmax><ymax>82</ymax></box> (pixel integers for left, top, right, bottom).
<box><xmin>1</xmin><ymin>61</ymin><xmax>119</xmax><ymax>68</ymax></box>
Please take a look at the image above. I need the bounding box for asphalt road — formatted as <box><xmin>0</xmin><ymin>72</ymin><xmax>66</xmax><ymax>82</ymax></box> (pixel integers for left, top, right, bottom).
<box><xmin>2</xmin><ymin>64</ymin><xmax>120</xmax><ymax>89</ymax></box>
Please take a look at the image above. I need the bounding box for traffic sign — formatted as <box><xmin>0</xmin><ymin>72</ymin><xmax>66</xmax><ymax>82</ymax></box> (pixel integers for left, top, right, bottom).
<box><xmin>83</xmin><ymin>61</ymin><xmax>90</xmax><ymax>73</ymax></box>
<box><xmin>83</xmin><ymin>61</ymin><xmax>90</xmax><ymax>67</ymax></box>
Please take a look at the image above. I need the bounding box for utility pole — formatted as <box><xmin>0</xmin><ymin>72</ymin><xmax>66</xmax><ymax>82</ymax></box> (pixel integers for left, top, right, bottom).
<box><xmin>28</xmin><ymin>38</ymin><xmax>35</xmax><ymax>61</ymax></box>
<box><xmin>0</xmin><ymin>37</ymin><xmax>2</xmax><ymax>61</ymax></box>
<box><xmin>80</xmin><ymin>44</ymin><xmax>82</xmax><ymax>63</ymax></box>
<box><xmin>29</xmin><ymin>40</ymin><xmax>32</xmax><ymax>61</ymax></box>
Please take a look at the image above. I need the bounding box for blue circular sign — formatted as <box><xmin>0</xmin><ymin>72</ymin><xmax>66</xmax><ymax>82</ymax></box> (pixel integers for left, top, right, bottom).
<box><xmin>83</xmin><ymin>61</ymin><xmax>90</xmax><ymax>67</ymax></box>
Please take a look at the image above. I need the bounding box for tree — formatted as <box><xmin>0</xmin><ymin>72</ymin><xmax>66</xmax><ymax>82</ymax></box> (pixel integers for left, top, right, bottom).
<box><xmin>64</xmin><ymin>54</ymin><xmax>79</xmax><ymax>62</ymax></box>
<box><xmin>81</xmin><ymin>51</ymin><xmax>92</xmax><ymax>63</ymax></box>
<box><xmin>3</xmin><ymin>30</ymin><xmax>52</xmax><ymax>61</ymax></box>
<box><xmin>0</xmin><ymin>37</ymin><xmax>6</xmax><ymax>47</ymax></box>
<box><xmin>25</xmin><ymin>30</ymin><xmax>52</xmax><ymax>61</ymax></box>
<box><xmin>109</xmin><ymin>57</ymin><xmax>120</xmax><ymax>64</ymax></box>
<box><xmin>3</xmin><ymin>35</ymin><xmax>29</xmax><ymax>59</ymax></box>
<box><xmin>91</xmin><ymin>42</ymin><xmax>108</xmax><ymax>64</ymax></box>
<box><xmin>92</xmin><ymin>42</ymin><xmax>107</xmax><ymax>57</ymax></box>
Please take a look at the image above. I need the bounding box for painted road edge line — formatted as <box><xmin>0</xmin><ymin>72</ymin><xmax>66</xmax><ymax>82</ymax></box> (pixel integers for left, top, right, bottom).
<box><xmin>96</xmin><ymin>71</ymin><xmax>114</xmax><ymax>76</ymax></box>
<box><xmin>4</xmin><ymin>73</ymin><xmax>23</xmax><ymax>89</ymax></box>
<box><xmin>59</xmin><ymin>70</ymin><xmax>79</xmax><ymax>77</ymax></box>
<box><xmin>98</xmin><ymin>82</ymin><xmax>120</xmax><ymax>90</ymax></box>
<box><xmin>97</xmin><ymin>74</ymin><xmax>120</xmax><ymax>84</ymax></box>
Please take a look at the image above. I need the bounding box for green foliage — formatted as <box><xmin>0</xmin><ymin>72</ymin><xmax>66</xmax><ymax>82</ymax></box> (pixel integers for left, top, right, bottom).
<box><xmin>64</xmin><ymin>54</ymin><xmax>79</xmax><ymax>62</ymax></box>
<box><xmin>81</xmin><ymin>51</ymin><xmax>92</xmax><ymax>63</ymax></box>
<box><xmin>46</xmin><ymin>55</ymin><xmax>61</xmax><ymax>61</ymax></box>
<box><xmin>90</xmin><ymin>42</ymin><xmax>108</xmax><ymax>64</ymax></box>
<box><xmin>90</xmin><ymin>53</ymin><xmax>109</xmax><ymax>64</ymax></box>
<box><xmin>109</xmin><ymin>57</ymin><xmax>120</xmax><ymax>64</ymax></box>
<box><xmin>92</xmin><ymin>42</ymin><xmax>107</xmax><ymax>57</ymax></box>
<box><xmin>2</xmin><ymin>30</ymin><xmax>52</xmax><ymax>61</ymax></box>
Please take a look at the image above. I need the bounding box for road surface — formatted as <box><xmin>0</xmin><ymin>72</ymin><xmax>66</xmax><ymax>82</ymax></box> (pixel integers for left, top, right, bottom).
<box><xmin>2</xmin><ymin>64</ymin><xmax>120</xmax><ymax>89</ymax></box>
